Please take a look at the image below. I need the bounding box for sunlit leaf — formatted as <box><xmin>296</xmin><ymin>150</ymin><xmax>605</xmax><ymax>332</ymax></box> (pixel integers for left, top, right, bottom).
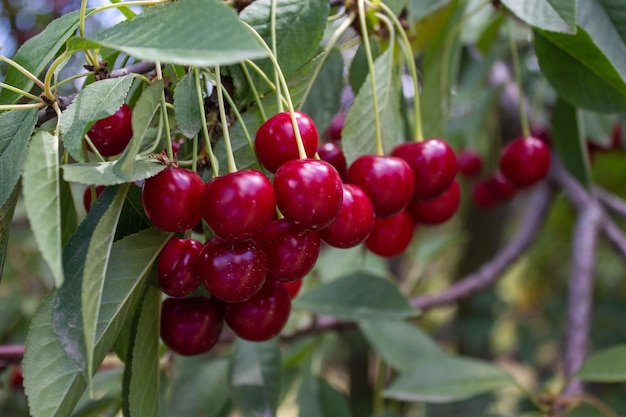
<box><xmin>62</xmin><ymin>158</ymin><xmax>166</xmax><ymax>185</ymax></box>
<box><xmin>501</xmin><ymin>0</ymin><xmax>575</xmax><ymax>33</ymax></box>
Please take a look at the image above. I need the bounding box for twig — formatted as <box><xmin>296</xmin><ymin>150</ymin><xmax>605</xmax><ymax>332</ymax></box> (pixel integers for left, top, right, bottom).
<box><xmin>0</xmin><ymin>344</ymin><xmax>24</xmax><ymax>364</ymax></box>
<box><xmin>595</xmin><ymin>186</ymin><xmax>626</xmax><ymax>218</ymax></box>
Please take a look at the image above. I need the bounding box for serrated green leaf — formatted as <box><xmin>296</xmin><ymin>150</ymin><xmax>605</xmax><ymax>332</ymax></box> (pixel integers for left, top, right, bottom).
<box><xmin>343</xmin><ymin>49</ymin><xmax>401</xmax><ymax>164</ymax></box>
<box><xmin>293</xmin><ymin>271</ymin><xmax>419</xmax><ymax>321</ymax></box>
<box><xmin>229</xmin><ymin>338</ymin><xmax>281</xmax><ymax>417</ymax></box>
<box><xmin>359</xmin><ymin>319</ymin><xmax>443</xmax><ymax>370</ymax></box>
<box><xmin>576</xmin><ymin>344</ymin><xmax>626</xmax><ymax>382</ymax></box>
<box><xmin>22</xmin><ymin>131</ymin><xmax>64</xmax><ymax>287</ymax></box>
<box><xmin>383</xmin><ymin>356</ymin><xmax>514</xmax><ymax>403</ymax></box>
<box><xmin>114</xmin><ymin>80</ymin><xmax>163</xmax><ymax>180</ymax></box>
<box><xmin>60</xmin><ymin>75</ymin><xmax>135</xmax><ymax>162</ymax></box>
<box><xmin>0</xmin><ymin>182</ymin><xmax>20</xmax><ymax>281</ymax></box>
<box><xmin>0</xmin><ymin>10</ymin><xmax>92</xmax><ymax>104</ymax></box>
<box><xmin>69</xmin><ymin>0</ymin><xmax>267</xmax><ymax>66</ymax></box>
<box><xmin>0</xmin><ymin>109</ymin><xmax>38</xmax><ymax>209</ymax></box>
<box><xmin>62</xmin><ymin>158</ymin><xmax>166</xmax><ymax>185</ymax></box>
<box><xmin>297</xmin><ymin>374</ymin><xmax>351</xmax><ymax>417</ymax></box>
<box><xmin>501</xmin><ymin>0</ymin><xmax>575</xmax><ymax>33</ymax></box>
<box><xmin>23</xmin><ymin>291</ymin><xmax>88</xmax><ymax>417</ymax></box>
<box><xmin>59</xmin><ymin>178</ymin><xmax>77</xmax><ymax>246</ymax></box>
<box><xmin>174</xmin><ymin>72</ymin><xmax>202</xmax><ymax>139</ymax></box>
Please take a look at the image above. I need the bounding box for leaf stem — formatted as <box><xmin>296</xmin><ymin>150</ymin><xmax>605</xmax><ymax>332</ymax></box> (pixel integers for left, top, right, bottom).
<box><xmin>0</xmin><ymin>55</ymin><xmax>46</xmax><ymax>91</ymax></box>
<box><xmin>195</xmin><ymin>68</ymin><xmax>219</xmax><ymax>177</ymax></box>
<box><xmin>215</xmin><ymin>66</ymin><xmax>237</xmax><ymax>173</ymax></box>
<box><xmin>507</xmin><ymin>18</ymin><xmax>530</xmax><ymax>138</ymax></box>
<box><xmin>240</xmin><ymin>62</ymin><xmax>267</xmax><ymax>120</ymax></box>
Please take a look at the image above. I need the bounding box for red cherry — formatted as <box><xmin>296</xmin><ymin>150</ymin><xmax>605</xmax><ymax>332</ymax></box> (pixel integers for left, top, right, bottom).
<box><xmin>160</xmin><ymin>296</ymin><xmax>224</xmax><ymax>356</ymax></box>
<box><xmin>457</xmin><ymin>150</ymin><xmax>483</xmax><ymax>177</ymax></box>
<box><xmin>471</xmin><ymin>173</ymin><xmax>516</xmax><ymax>209</ymax></box>
<box><xmin>611</xmin><ymin>122</ymin><xmax>622</xmax><ymax>149</ymax></box>
<box><xmin>254</xmin><ymin>111</ymin><xmax>318</xmax><ymax>173</ymax></box>
<box><xmin>347</xmin><ymin>155</ymin><xmax>415</xmax><ymax>218</ymax></box>
<box><xmin>499</xmin><ymin>136</ymin><xmax>551</xmax><ymax>187</ymax></box>
<box><xmin>281</xmin><ymin>279</ymin><xmax>303</xmax><ymax>299</ymax></box>
<box><xmin>158</xmin><ymin>237</ymin><xmax>203</xmax><ymax>297</ymax></box>
<box><xmin>317</xmin><ymin>141</ymin><xmax>348</xmax><ymax>180</ymax></box>
<box><xmin>255</xmin><ymin>219</ymin><xmax>321</xmax><ymax>282</ymax></box>
<box><xmin>320</xmin><ymin>184</ymin><xmax>375</xmax><ymax>248</ymax></box>
<box><xmin>225</xmin><ymin>282</ymin><xmax>291</xmax><ymax>342</ymax></box>
<box><xmin>408</xmin><ymin>180</ymin><xmax>460</xmax><ymax>225</ymax></box>
<box><xmin>391</xmin><ymin>139</ymin><xmax>458</xmax><ymax>200</ymax></box>
<box><xmin>87</xmin><ymin>103</ymin><xmax>133</xmax><ymax>157</ymax></box>
<box><xmin>198</xmin><ymin>238</ymin><xmax>268</xmax><ymax>303</ymax></box>
<box><xmin>8</xmin><ymin>366</ymin><xmax>23</xmax><ymax>390</ymax></box>
<box><xmin>141</xmin><ymin>166</ymin><xmax>204</xmax><ymax>232</ymax></box>
<box><xmin>83</xmin><ymin>185</ymin><xmax>106</xmax><ymax>213</ymax></box>
<box><xmin>365</xmin><ymin>210</ymin><xmax>416</xmax><ymax>257</ymax></box>
<box><xmin>273</xmin><ymin>159</ymin><xmax>343</xmax><ymax>230</ymax></box>
<box><xmin>326</xmin><ymin>112</ymin><xmax>346</xmax><ymax>141</ymax></box>
<box><xmin>488</xmin><ymin>172</ymin><xmax>517</xmax><ymax>200</ymax></box>
<box><xmin>472</xmin><ymin>180</ymin><xmax>497</xmax><ymax>209</ymax></box>
<box><xmin>201</xmin><ymin>170</ymin><xmax>276</xmax><ymax>242</ymax></box>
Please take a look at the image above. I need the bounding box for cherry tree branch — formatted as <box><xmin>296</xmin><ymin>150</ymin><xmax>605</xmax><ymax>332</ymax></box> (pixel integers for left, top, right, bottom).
<box><xmin>0</xmin><ymin>344</ymin><xmax>24</xmax><ymax>364</ymax></box>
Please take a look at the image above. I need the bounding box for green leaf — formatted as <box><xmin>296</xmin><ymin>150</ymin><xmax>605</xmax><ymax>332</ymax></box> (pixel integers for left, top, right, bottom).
<box><xmin>576</xmin><ymin>344</ymin><xmax>626</xmax><ymax>382</ymax></box>
<box><xmin>348</xmin><ymin>38</ymin><xmax>381</xmax><ymax>96</ymax></box>
<box><xmin>62</xmin><ymin>158</ymin><xmax>166</xmax><ymax>185</ymax></box>
<box><xmin>82</xmin><ymin>184</ymin><xmax>129</xmax><ymax>384</ymax></box>
<box><xmin>293</xmin><ymin>271</ymin><xmax>419</xmax><ymax>321</ymax></box>
<box><xmin>0</xmin><ymin>109</ymin><xmax>38</xmax><ymax>209</ymax></box>
<box><xmin>22</xmin><ymin>132</ymin><xmax>64</xmax><ymax>287</ymax></box>
<box><xmin>342</xmin><ymin>49</ymin><xmax>401</xmax><ymax>164</ymax></box>
<box><xmin>383</xmin><ymin>356</ymin><xmax>514</xmax><ymax>403</ymax></box>
<box><xmin>174</xmin><ymin>72</ymin><xmax>202</xmax><ymax>139</ymax></box>
<box><xmin>23</xmin><ymin>291</ymin><xmax>88</xmax><ymax>417</ymax></box>
<box><xmin>60</xmin><ymin>75</ymin><xmax>134</xmax><ymax>162</ymax></box>
<box><xmin>500</xmin><ymin>0</ymin><xmax>575</xmax><ymax>33</ymax></box>
<box><xmin>59</xmin><ymin>178</ymin><xmax>78</xmax><ymax>246</ymax></box>
<box><xmin>0</xmin><ymin>10</ymin><xmax>91</xmax><ymax>104</ymax></box>
<box><xmin>229</xmin><ymin>338</ymin><xmax>281</xmax><ymax>417</ymax></box>
<box><xmin>551</xmin><ymin>98</ymin><xmax>592</xmax><ymax>187</ymax></box>
<box><xmin>70</xmin><ymin>0</ymin><xmax>267</xmax><ymax>66</ymax></box>
<box><xmin>114</xmin><ymin>80</ymin><xmax>163</xmax><ymax>180</ymax></box>
<box><xmin>534</xmin><ymin>27</ymin><xmax>626</xmax><ymax>113</ymax></box>
<box><xmin>408</xmin><ymin>0</ymin><xmax>452</xmax><ymax>23</ymax></box>
<box><xmin>168</xmin><ymin>357</ymin><xmax>231</xmax><ymax>417</ymax></box>
<box><xmin>0</xmin><ymin>182</ymin><xmax>20</xmax><ymax>281</ymax></box>
<box><xmin>359</xmin><ymin>319</ymin><xmax>443</xmax><ymax>370</ymax></box>
<box><xmin>297</xmin><ymin>374</ymin><xmax>351</xmax><ymax>417</ymax></box>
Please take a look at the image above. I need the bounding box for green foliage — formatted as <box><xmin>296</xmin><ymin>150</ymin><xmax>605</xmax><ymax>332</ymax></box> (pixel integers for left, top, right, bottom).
<box><xmin>576</xmin><ymin>344</ymin><xmax>626</xmax><ymax>382</ymax></box>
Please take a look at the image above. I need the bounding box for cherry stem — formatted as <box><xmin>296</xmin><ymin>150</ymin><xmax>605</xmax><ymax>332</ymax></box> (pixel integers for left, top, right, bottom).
<box><xmin>195</xmin><ymin>68</ymin><xmax>219</xmax><ymax>178</ymax></box>
<box><xmin>0</xmin><ymin>55</ymin><xmax>46</xmax><ymax>92</ymax></box>
<box><xmin>240</xmin><ymin>62</ymin><xmax>267</xmax><ymax>120</ymax></box>
<box><xmin>0</xmin><ymin>82</ymin><xmax>42</xmax><ymax>102</ymax></box>
<box><xmin>84</xmin><ymin>135</ymin><xmax>106</xmax><ymax>162</ymax></box>
<box><xmin>377</xmin><ymin>2</ymin><xmax>424</xmax><ymax>142</ymax></box>
<box><xmin>44</xmin><ymin>51</ymin><xmax>75</xmax><ymax>102</ymax></box>
<box><xmin>79</xmin><ymin>0</ymin><xmax>98</xmax><ymax>69</ymax></box>
<box><xmin>0</xmin><ymin>103</ymin><xmax>46</xmax><ymax>111</ymax></box>
<box><xmin>507</xmin><ymin>18</ymin><xmax>531</xmax><ymax>138</ymax></box>
<box><xmin>215</xmin><ymin>65</ymin><xmax>237</xmax><ymax>173</ymax></box>
<box><xmin>243</xmin><ymin>59</ymin><xmax>289</xmax><ymax>109</ymax></box>
<box><xmin>270</xmin><ymin>0</ymin><xmax>282</xmax><ymax>112</ymax></box>
<box><xmin>154</xmin><ymin>62</ymin><xmax>174</xmax><ymax>162</ymax></box>
<box><xmin>94</xmin><ymin>0</ymin><xmax>167</xmax><ymax>12</ymax></box>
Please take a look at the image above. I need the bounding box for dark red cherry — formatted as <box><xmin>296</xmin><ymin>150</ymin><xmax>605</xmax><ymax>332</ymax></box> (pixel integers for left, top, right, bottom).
<box><xmin>488</xmin><ymin>172</ymin><xmax>517</xmax><ymax>200</ymax></box>
<box><xmin>273</xmin><ymin>159</ymin><xmax>343</xmax><ymax>230</ymax></box>
<box><xmin>201</xmin><ymin>169</ymin><xmax>276</xmax><ymax>242</ymax></box>
<box><xmin>391</xmin><ymin>139</ymin><xmax>458</xmax><ymax>200</ymax></box>
<box><xmin>471</xmin><ymin>173</ymin><xmax>516</xmax><ymax>209</ymax></box>
<box><xmin>326</xmin><ymin>112</ymin><xmax>346</xmax><ymax>141</ymax></box>
<box><xmin>347</xmin><ymin>155</ymin><xmax>415</xmax><ymax>218</ymax></box>
<box><xmin>224</xmin><ymin>282</ymin><xmax>291</xmax><ymax>342</ymax></box>
<box><xmin>499</xmin><ymin>136</ymin><xmax>551</xmax><ymax>187</ymax></box>
<box><xmin>472</xmin><ymin>180</ymin><xmax>497</xmax><ymax>209</ymax></box>
<box><xmin>198</xmin><ymin>238</ymin><xmax>268</xmax><ymax>303</ymax></box>
<box><xmin>457</xmin><ymin>150</ymin><xmax>483</xmax><ymax>178</ymax></box>
<box><xmin>317</xmin><ymin>141</ymin><xmax>348</xmax><ymax>180</ymax></box>
<box><xmin>158</xmin><ymin>237</ymin><xmax>203</xmax><ymax>297</ymax></box>
<box><xmin>281</xmin><ymin>279</ymin><xmax>303</xmax><ymax>299</ymax></box>
<box><xmin>87</xmin><ymin>103</ymin><xmax>133</xmax><ymax>157</ymax></box>
<box><xmin>83</xmin><ymin>185</ymin><xmax>106</xmax><ymax>213</ymax></box>
<box><xmin>160</xmin><ymin>296</ymin><xmax>224</xmax><ymax>356</ymax></box>
<box><xmin>320</xmin><ymin>184</ymin><xmax>375</xmax><ymax>248</ymax></box>
<box><xmin>408</xmin><ymin>180</ymin><xmax>460</xmax><ymax>225</ymax></box>
<box><xmin>365</xmin><ymin>210</ymin><xmax>416</xmax><ymax>257</ymax></box>
<box><xmin>255</xmin><ymin>219</ymin><xmax>320</xmax><ymax>282</ymax></box>
<box><xmin>254</xmin><ymin>111</ymin><xmax>318</xmax><ymax>173</ymax></box>
<box><xmin>142</xmin><ymin>166</ymin><xmax>204</xmax><ymax>232</ymax></box>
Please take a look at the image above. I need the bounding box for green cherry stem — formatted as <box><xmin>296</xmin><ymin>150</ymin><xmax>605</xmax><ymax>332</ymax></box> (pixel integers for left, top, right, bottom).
<box><xmin>0</xmin><ymin>102</ymin><xmax>46</xmax><ymax>111</ymax></box>
<box><xmin>0</xmin><ymin>55</ymin><xmax>46</xmax><ymax>92</ymax></box>
<box><xmin>0</xmin><ymin>82</ymin><xmax>42</xmax><ymax>102</ymax></box>
<box><xmin>240</xmin><ymin>62</ymin><xmax>267</xmax><ymax>120</ymax></box>
<box><xmin>43</xmin><ymin>51</ymin><xmax>75</xmax><ymax>102</ymax></box>
<box><xmin>155</xmin><ymin>62</ymin><xmax>173</xmax><ymax>161</ymax></box>
<box><xmin>195</xmin><ymin>68</ymin><xmax>219</xmax><ymax>178</ymax></box>
<box><xmin>507</xmin><ymin>18</ymin><xmax>531</xmax><ymax>138</ymax></box>
<box><xmin>215</xmin><ymin>65</ymin><xmax>237</xmax><ymax>173</ymax></box>
<box><xmin>270</xmin><ymin>0</ymin><xmax>283</xmax><ymax>112</ymax></box>
<box><xmin>79</xmin><ymin>0</ymin><xmax>98</xmax><ymax>69</ymax></box>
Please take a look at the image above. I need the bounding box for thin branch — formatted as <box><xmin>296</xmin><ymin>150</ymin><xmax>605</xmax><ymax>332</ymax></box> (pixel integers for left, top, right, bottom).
<box><xmin>0</xmin><ymin>344</ymin><xmax>24</xmax><ymax>364</ymax></box>
<box><xmin>602</xmin><ymin>218</ymin><xmax>626</xmax><ymax>260</ymax></box>
<box><xmin>595</xmin><ymin>186</ymin><xmax>626</xmax><ymax>218</ymax></box>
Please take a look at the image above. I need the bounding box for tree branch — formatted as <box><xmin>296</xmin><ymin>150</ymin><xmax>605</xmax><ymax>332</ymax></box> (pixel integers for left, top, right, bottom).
<box><xmin>0</xmin><ymin>344</ymin><xmax>24</xmax><ymax>364</ymax></box>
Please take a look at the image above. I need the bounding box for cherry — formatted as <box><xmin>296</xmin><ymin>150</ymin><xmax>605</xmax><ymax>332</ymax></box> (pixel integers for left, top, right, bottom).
<box><xmin>611</xmin><ymin>122</ymin><xmax>622</xmax><ymax>149</ymax></box>
<box><xmin>201</xmin><ymin>169</ymin><xmax>276</xmax><ymax>242</ymax></box>
<box><xmin>224</xmin><ymin>282</ymin><xmax>291</xmax><ymax>342</ymax></box>
<box><xmin>408</xmin><ymin>180</ymin><xmax>460</xmax><ymax>225</ymax></box>
<box><xmin>87</xmin><ymin>103</ymin><xmax>133</xmax><ymax>157</ymax></box>
<box><xmin>488</xmin><ymin>172</ymin><xmax>517</xmax><ymax>200</ymax></box>
<box><xmin>254</xmin><ymin>111</ymin><xmax>318</xmax><ymax>173</ymax></box>
<box><xmin>365</xmin><ymin>210</ymin><xmax>416</xmax><ymax>257</ymax></box>
<box><xmin>273</xmin><ymin>159</ymin><xmax>343</xmax><ymax>230</ymax></box>
<box><xmin>281</xmin><ymin>279</ymin><xmax>303</xmax><ymax>299</ymax></box>
<box><xmin>8</xmin><ymin>365</ymin><xmax>23</xmax><ymax>390</ymax></box>
<box><xmin>326</xmin><ymin>112</ymin><xmax>346</xmax><ymax>141</ymax></box>
<box><xmin>391</xmin><ymin>139</ymin><xmax>458</xmax><ymax>200</ymax></box>
<box><xmin>499</xmin><ymin>136</ymin><xmax>551</xmax><ymax>187</ymax></box>
<box><xmin>472</xmin><ymin>180</ymin><xmax>498</xmax><ymax>209</ymax></box>
<box><xmin>142</xmin><ymin>166</ymin><xmax>204</xmax><ymax>232</ymax></box>
<box><xmin>317</xmin><ymin>141</ymin><xmax>348</xmax><ymax>180</ymax></box>
<box><xmin>471</xmin><ymin>173</ymin><xmax>516</xmax><ymax>209</ymax></box>
<box><xmin>158</xmin><ymin>237</ymin><xmax>203</xmax><ymax>297</ymax></box>
<box><xmin>160</xmin><ymin>296</ymin><xmax>224</xmax><ymax>356</ymax></box>
<box><xmin>255</xmin><ymin>219</ymin><xmax>321</xmax><ymax>282</ymax></box>
<box><xmin>347</xmin><ymin>155</ymin><xmax>415</xmax><ymax>218</ymax></box>
<box><xmin>83</xmin><ymin>185</ymin><xmax>105</xmax><ymax>213</ymax></box>
<box><xmin>457</xmin><ymin>150</ymin><xmax>483</xmax><ymax>178</ymax></box>
<box><xmin>198</xmin><ymin>238</ymin><xmax>268</xmax><ymax>303</ymax></box>
<box><xmin>320</xmin><ymin>184</ymin><xmax>375</xmax><ymax>248</ymax></box>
